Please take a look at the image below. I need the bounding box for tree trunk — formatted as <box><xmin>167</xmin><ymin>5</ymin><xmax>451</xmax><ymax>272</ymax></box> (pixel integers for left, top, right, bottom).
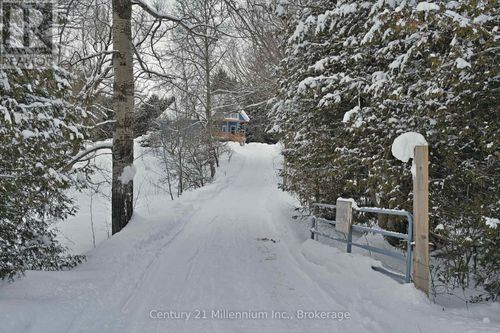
<box><xmin>204</xmin><ymin>37</ymin><xmax>217</xmax><ymax>179</ymax></box>
<box><xmin>178</xmin><ymin>143</ymin><xmax>183</xmax><ymax>196</ymax></box>
<box><xmin>111</xmin><ymin>0</ymin><xmax>134</xmax><ymax>234</ymax></box>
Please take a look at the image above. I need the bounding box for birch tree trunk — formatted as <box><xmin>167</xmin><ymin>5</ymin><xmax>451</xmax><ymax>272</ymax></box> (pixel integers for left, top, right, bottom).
<box><xmin>204</xmin><ymin>37</ymin><xmax>216</xmax><ymax>179</ymax></box>
<box><xmin>112</xmin><ymin>0</ymin><xmax>134</xmax><ymax>234</ymax></box>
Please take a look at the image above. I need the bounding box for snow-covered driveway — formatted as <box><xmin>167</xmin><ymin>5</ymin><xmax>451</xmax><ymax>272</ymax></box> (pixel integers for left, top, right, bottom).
<box><xmin>0</xmin><ymin>143</ymin><xmax>498</xmax><ymax>333</ymax></box>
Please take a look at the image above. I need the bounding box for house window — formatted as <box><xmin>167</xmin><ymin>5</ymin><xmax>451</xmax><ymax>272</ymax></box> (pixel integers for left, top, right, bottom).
<box><xmin>222</xmin><ymin>125</ymin><xmax>227</xmax><ymax>132</ymax></box>
<box><xmin>230</xmin><ymin>125</ymin><xmax>236</xmax><ymax>134</ymax></box>
<box><xmin>230</xmin><ymin>113</ymin><xmax>239</xmax><ymax>119</ymax></box>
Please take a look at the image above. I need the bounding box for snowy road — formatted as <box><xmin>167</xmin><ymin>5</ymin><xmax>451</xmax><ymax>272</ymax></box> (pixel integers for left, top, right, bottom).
<box><xmin>0</xmin><ymin>143</ymin><xmax>498</xmax><ymax>333</ymax></box>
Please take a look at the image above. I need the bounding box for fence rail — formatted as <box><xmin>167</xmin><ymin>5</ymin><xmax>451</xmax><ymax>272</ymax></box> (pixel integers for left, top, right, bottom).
<box><xmin>310</xmin><ymin>200</ymin><xmax>414</xmax><ymax>283</ymax></box>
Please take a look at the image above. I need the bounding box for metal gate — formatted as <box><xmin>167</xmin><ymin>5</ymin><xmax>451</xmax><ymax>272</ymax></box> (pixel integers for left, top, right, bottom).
<box><xmin>310</xmin><ymin>200</ymin><xmax>414</xmax><ymax>283</ymax></box>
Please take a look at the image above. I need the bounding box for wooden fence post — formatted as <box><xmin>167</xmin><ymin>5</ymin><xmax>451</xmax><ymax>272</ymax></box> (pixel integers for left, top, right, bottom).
<box><xmin>335</xmin><ymin>199</ymin><xmax>353</xmax><ymax>253</ymax></box>
<box><xmin>311</xmin><ymin>217</ymin><xmax>317</xmax><ymax>240</ymax></box>
<box><xmin>413</xmin><ymin>145</ymin><xmax>429</xmax><ymax>295</ymax></box>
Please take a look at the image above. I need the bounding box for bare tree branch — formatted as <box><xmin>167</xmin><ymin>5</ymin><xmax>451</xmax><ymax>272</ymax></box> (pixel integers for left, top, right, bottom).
<box><xmin>131</xmin><ymin>0</ymin><xmax>218</xmax><ymax>40</ymax></box>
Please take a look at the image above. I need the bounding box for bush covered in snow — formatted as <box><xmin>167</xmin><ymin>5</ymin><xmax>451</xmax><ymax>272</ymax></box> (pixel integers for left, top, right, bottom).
<box><xmin>274</xmin><ymin>0</ymin><xmax>499</xmax><ymax>300</ymax></box>
<box><xmin>0</xmin><ymin>67</ymin><xmax>86</xmax><ymax>280</ymax></box>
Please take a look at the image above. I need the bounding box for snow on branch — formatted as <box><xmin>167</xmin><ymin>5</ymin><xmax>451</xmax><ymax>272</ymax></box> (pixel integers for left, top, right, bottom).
<box><xmin>61</xmin><ymin>141</ymin><xmax>113</xmax><ymax>171</ymax></box>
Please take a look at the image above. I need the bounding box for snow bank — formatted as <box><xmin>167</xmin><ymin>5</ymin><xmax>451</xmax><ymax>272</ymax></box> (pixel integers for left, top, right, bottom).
<box><xmin>1</xmin><ymin>143</ymin><xmax>499</xmax><ymax>333</ymax></box>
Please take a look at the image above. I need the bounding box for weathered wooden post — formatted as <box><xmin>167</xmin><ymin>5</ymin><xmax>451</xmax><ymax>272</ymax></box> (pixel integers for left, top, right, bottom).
<box><xmin>335</xmin><ymin>199</ymin><xmax>353</xmax><ymax>253</ymax></box>
<box><xmin>311</xmin><ymin>216</ymin><xmax>317</xmax><ymax>240</ymax></box>
<box><xmin>413</xmin><ymin>145</ymin><xmax>429</xmax><ymax>295</ymax></box>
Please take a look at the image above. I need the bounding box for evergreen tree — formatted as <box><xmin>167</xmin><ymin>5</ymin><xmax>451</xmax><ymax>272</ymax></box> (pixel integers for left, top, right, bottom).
<box><xmin>134</xmin><ymin>94</ymin><xmax>174</xmax><ymax>138</ymax></box>
<box><xmin>0</xmin><ymin>66</ymin><xmax>86</xmax><ymax>280</ymax></box>
<box><xmin>275</xmin><ymin>0</ymin><xmax>499</xmax><ymax>299</ymax></box>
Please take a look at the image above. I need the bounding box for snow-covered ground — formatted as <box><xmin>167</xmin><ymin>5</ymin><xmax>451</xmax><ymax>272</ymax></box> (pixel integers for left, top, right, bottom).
<box><xmin>0</xmin><ymin>143</ymin><xmax>499</xmax><ymax>333</ymax></box>
<box><xmin>55</xmin><ymin>139</ymin><xmax>170</xmax><ymax>255</ymax></box>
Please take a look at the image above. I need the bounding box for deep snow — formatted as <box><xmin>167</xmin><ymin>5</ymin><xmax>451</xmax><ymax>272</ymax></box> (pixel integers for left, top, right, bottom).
<box><xmin>0</xmin><ymin>143</ymin><xmax>498</xmax><ymax>333</ymax></box>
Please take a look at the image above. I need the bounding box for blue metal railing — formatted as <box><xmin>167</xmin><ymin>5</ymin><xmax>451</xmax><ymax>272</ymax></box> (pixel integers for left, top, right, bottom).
<box><xmin>310</xmin><ymin>203</ymin><xmax>414</xmax><ymax>283</ymax></box>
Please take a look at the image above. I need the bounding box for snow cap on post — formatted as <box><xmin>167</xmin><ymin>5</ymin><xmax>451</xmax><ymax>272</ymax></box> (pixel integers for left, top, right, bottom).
<box><xmin>391</xmin><ymin>132</ymin><xmax>428</xmax><ymax>163</ymax></box>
